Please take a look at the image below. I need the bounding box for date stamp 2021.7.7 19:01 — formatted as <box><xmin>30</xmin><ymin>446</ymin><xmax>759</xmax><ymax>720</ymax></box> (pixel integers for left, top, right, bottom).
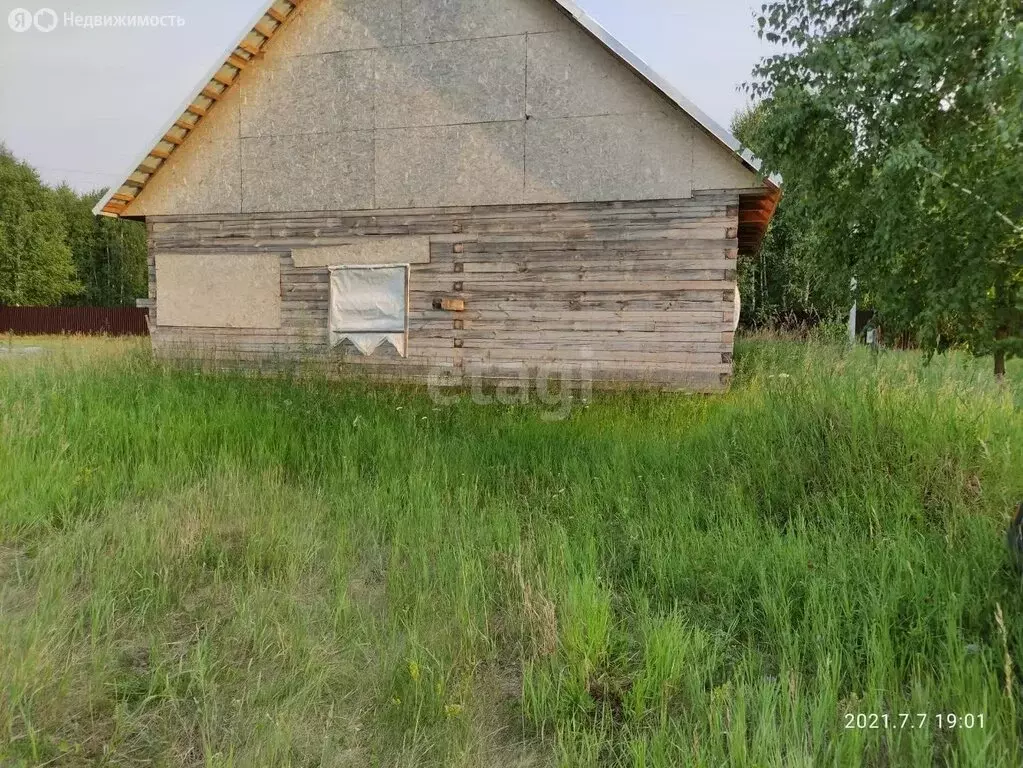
<box><xmin>844</xmin><ymin>713</ymin><xmax>985</xmax><ymax>731</ymax></box>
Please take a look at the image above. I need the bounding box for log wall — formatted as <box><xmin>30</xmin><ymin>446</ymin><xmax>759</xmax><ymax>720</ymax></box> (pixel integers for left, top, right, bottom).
<box><xmin>145</xmin><ymin>190</ymin><xmax>743</xmax><ymax>391</ymax></box>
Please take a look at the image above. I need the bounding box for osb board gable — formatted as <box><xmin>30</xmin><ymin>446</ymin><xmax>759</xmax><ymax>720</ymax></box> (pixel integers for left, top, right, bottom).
<box><xmin>284</xmin><ymin>0</ymin><xmax>403</xmax><ymax>53</ymax></box>
<box><xmin>402</xmin><ymin>0</ymin><xmax>568</xmax><ymax>43</ymax></box>
<box><xmin>155</xmin><ymin>253</ymin><xmax>281</xmax><ymax>329</ymax></box>
<box><xmin>691</xmin><ymin>127</ymin><xmax>759</xmax><ymax>191</ymax></box>
<box><xmin>292</xmin><ymin>237</ymin><xmax>432</xmax><ymax>267</ymax></box>
<box><xmin>127</xmin><ymin>0</ymin><xmax>757</xmax><ymax>216</ymax></box>
<box><xmin>124</xmin><ymin>85</ymin><xmax>243</xmax><ymax>218</ymax></box>
<box><xmin>524</xmin><ymin>112</ymin><xmax>695</xmax><ymax>203</ymax></box>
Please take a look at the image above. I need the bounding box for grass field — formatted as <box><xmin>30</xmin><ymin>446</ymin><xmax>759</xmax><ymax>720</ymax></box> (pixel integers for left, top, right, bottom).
<box><xmin>1</xmin><ymin>335</ymin><xmax>1021</xmax><ymax>767</ymax></box>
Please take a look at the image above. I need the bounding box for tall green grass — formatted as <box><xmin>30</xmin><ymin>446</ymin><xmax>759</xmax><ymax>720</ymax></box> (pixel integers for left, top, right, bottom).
<box><xmin>0</xmin><ymin>337</ymin><xmax>1021</xmax><ymax>766</ymax></box>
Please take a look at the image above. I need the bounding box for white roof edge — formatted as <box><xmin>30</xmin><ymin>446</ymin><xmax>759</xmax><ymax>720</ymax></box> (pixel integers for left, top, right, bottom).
<box><xmin>552</xmin><ymin>0</ymin><xmax>780</xmax><ymax>189</ymax></box>
<box><xmin>91</xmin><ymin>2</ymin><xmax>277</xmax><ymax>217</ymax></box>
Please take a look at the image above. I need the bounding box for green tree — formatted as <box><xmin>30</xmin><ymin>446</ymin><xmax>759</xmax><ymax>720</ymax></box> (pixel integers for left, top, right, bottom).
<box><xmin>750</xmin><ymin>0</ymin><xmax>1023</xmax><ymax>376</ymax></box>
<box><xmin>90</xmin><ymin>206</ymin><xmax>148</xmax><ymax>307</ymax></box>
<box><xmin>0</xmin><ymin>146</ymin><xmax>147</xmax><ymax>309</ymax></box>
<box><xmin>53</xmin><ymin>187</ymin><xmax>147</xmax><ymax>307</ymax></box>
<box><xmin>731</xmin><ymin>105</ymin><xmax>849</xmax><ymax>328</ymax></box>
<box><xmin>0</xmin><ymin>146</ymin><xmax>81</xmax><ymax>305</ymax></box>
<box><xmin>51</xmin><ymin>184</ymin><xmax>99</xmax><ymax>302</ymax></box>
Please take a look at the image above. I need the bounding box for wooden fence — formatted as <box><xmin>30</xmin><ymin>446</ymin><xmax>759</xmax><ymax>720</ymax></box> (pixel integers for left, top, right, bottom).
<box><xmin>0</xmin><ymin>307</ymin><xmax>149</xmax><ymax>336</ymax></box>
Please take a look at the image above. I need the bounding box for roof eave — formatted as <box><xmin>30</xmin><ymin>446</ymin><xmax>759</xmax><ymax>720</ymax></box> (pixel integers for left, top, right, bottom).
<box><xmin>92</xmin><ymin>1</ymin><xmax>305</xmax><ymax>218</ymax></box>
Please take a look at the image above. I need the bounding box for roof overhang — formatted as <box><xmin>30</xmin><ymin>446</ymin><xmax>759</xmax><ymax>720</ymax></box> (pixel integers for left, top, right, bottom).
<box><xmin>92</xmin><ymin>0</ymin><xmax>306</xmax><ymax>218</ymax></box>
<box><xmin>737</xmin><ymin>186</ymin><xmax>781</xmax><ymax>256</ymax></box>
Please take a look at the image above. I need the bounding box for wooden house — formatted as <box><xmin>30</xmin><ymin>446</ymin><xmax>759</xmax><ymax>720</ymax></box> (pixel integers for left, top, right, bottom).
<box><xmin>94</xmin><ymin>0</ymin><xmax>779</xmax><ymax>391</ymax></box>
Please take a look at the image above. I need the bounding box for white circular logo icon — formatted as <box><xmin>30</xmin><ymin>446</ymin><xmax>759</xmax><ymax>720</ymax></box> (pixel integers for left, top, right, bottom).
<box><xmin>34</xmin><ymin>8</ymin><xmax>57</xmax><ymax>32</ymax></box>
<box><xmin>8</xmin><ymin>8</ymin><xmax>33</xmax><ymax>32</ymax></box>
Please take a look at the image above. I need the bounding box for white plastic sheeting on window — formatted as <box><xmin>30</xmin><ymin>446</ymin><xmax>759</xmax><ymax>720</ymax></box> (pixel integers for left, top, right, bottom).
<box><xmin>328</xmin><ymin>265</ymin><xmax>409</xmax><ymax>357</ymax></box>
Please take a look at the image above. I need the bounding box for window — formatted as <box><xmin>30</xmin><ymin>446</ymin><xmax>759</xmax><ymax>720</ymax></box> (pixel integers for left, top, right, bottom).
<box><xmin>328</xmin><ymin>265</ymin><xmax>409</xmax><ymax>357</ymax></box>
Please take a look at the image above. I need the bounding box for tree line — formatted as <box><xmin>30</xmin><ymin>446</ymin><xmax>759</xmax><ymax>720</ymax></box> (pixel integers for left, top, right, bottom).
<box><xmin>741</xmin><ymin>0</ymin><xmax>1021</xmax><ymax>377</ymax></box>
<box><xmin>0</xmin><ymin>145</ymin><xmax>146</xmax><ymax>308</ymax></box>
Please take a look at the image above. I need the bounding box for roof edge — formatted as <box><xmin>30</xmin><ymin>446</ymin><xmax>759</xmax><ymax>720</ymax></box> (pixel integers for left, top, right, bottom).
<box><xmin>92</xmin><ymin>1</ymin><xmax>305</xmax><ymax>217</ymax></box>
<box><xmin>551</xmin><ymin>0</ymin><xmax>780</xmax><ymax>189</ymax></box>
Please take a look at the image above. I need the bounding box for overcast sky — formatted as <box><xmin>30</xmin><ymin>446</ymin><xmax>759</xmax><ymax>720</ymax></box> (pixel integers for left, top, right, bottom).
<box><xmin>0</xmin><ymin>0</ymin><xmax>769</xmax><ymax>192</ymax></box>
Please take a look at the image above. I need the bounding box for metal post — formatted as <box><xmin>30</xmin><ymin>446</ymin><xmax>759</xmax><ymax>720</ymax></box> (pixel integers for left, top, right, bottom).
<box><xmin>848</xmin><ymin>278</ymin><xmax>858</xmax><ymax>344</ymax></box>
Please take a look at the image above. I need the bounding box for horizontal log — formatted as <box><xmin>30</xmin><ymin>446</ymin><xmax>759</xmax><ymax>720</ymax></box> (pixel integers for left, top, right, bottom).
<box><xmin>154</xmin><ymin>327</ymin><xmax>731</xmax><ymax>348</ymax></box>
<box><xmin>428</xmin><ymin>280</ymin><xmax>735</xmax><ymax>293</ymax></box>
<box><xmin>412</xmin><ymin>270</ymin><xmax>730</xmax><ymax>286</ymax></box>
<box><xmin>280</xmin><ymin>276</ymin><xmax>734</xmax><ymax>296</ymax></box>
<box><xmin>149</xmin><ymin>197</ymin><xmax>729</xmax><ymax>226</ymax></box>
<box><xmin>152</xmin><ymin>336</ymin><xmax>728</xmax><ymax>366</ymax></box>
<box><xmin>149</xmin><ymin>201</ymin><xmax>738</xmax><ymax>250</ymax></box>
<box><xmin>150</xmin><ymin>355</ymin><xmax>729</xmax><ymax>393</ymax></box>
<box><xmin>280</xmin><ymin>297</ymin><xmax>733</xmax><ymax>317</ymax></box>
<box><xmin>451</xmin><ymin>258</ymin><xmax>736</xmax><ymax>274</ymax></box>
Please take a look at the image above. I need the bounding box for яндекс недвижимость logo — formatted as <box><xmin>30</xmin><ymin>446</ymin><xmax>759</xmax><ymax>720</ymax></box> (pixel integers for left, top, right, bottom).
<box><xmin>8</xmin><ymin>8</ymin><xmax>58</xmax><ymax>32</ymax></box>
<box><xmin>8</xmin><ymin>9</ymin><xmax>183</xmax><ymax>31</ymax></box>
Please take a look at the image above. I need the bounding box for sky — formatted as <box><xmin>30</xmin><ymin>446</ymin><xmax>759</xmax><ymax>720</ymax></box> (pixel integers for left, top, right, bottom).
<box><xmin>0</xmin><ymin>0</ymin><xmax>770</xmax><ymax>193</ymax></box>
